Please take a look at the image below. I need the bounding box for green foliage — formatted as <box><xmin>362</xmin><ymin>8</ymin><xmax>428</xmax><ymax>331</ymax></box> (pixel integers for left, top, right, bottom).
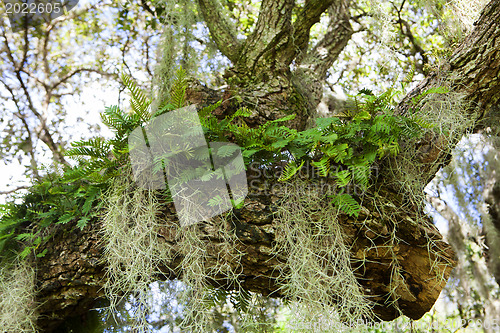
<box><xmin>199</xmin><ymin>83</ymin><xmax>440</xmax><ymax>217</ymax></box>
<box><xmin>0</xmin><ymin>173</ymin><xmax>105</xmax><ymax>260</ymax></box>
<box><xmin>204</xmin><ymin>286</ymin><xmax>252</xmax><ymax>314</ymax></box>
<box><xmin>0</xmin><ymin>69</ymin><xmax>189</xmax><ymax>261</ymax></box>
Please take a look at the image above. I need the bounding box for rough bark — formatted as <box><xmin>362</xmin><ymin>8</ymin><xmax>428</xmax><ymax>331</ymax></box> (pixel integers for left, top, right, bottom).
<box><xmin>31</xmin><ymin>0</ymin><xmax>500</xmax><ymax>331</ymax></box>
<box><xmin>393</xmin><ymin>0</ymin><xmax>500</xmax><ymax>189</ymax></box>
<box><xmin>482</xmin><ymin>155</ymin><xmax>500</xmax><ymax>285</ymax></box>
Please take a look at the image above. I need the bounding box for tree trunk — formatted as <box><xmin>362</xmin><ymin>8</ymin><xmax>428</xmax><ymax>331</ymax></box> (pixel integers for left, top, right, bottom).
<box><xmin>33</xmin><ymin>0</ymin><xmax>500</xmax><ymax>331</ymax></box>
<box><xmin>482</xmin><ymin>145</ymin><xmax>500</xmax><ymax>285</ymax></box>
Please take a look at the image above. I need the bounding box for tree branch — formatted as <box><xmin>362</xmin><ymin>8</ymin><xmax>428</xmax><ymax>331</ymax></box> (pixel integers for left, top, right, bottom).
<box><xmin>287</xmin><ymin>0</ymin><xmax>335</xmax><ymax>64</ymax></box>
<box><xmin>393</xmin><ymin>1</ymin><xmax>428</xmax><ymax>73</ymax></box>
<box><xmin>0</xmin><ymin>78</ymin><xmax>40</xmax><ymax>178</ymax></box>
<box><xmin>51</xmin><ymin>68</ymin><xmax>118</xmax><ymax>91</ymax></box>
<box><xmin>0</xmin><ymin>186</ymin><xmax>30</xmax><ymax>195</ymax></box>
<box><xmin>237</xmin><ymin>0</ymin><xmax>294</xmax><ymax>72</ymax></box>
<box><xmin>197</xmin><ymin>0</ymin><xmax>243</xmax><ymax>63</ymax></box>
<box><xmin>291</xmin><ymin>0</ymin><xmax>353</xmax><ymax>113</ymax></box>
<box><xmin>392</xmin><ymin>0</ymin><xmax>500</xmax><ymax>187</ymax></box>
<box><xmin>298</xmin><ymin>0</ymin><xmax>353</xmax><ymax>79</ymax></box>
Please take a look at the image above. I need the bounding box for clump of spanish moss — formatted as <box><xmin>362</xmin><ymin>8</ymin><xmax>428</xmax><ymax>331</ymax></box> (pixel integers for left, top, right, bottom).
<box><xmin>273</xmin><ymin>180</ymin><xmax>373</xmax><ymax>331</ymax></box>
<box><xmin>0</xmin><ymin>259</ymin><xmax>38</xmax><ymax>332</ymax></box>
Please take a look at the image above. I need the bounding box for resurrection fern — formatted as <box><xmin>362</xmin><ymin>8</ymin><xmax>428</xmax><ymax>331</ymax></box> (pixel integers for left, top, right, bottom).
<box><xmin>64</xmin><ymin>74</ymin><xmax>152</xmax><ymax>185</ymax></box>
<box><xmin>267</xmin><ymin>87</ymin><xmax>440</xmax><ymax>217</ymax></box>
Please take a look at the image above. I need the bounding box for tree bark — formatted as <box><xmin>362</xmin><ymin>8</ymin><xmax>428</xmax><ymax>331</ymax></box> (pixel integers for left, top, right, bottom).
<box><xmin>482</xmin><ymin>148</ymin><xmax>500</xmax><ymax>285</ymax></box>
<box><xmin>32</xmin><ymin>0</ymin><xmax>500</xmax><ymax>331</ymax></box>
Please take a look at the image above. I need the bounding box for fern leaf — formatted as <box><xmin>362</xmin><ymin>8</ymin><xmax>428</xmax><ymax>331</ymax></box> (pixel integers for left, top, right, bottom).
<box><xmin>334</xmin><ymin>169</ymin><xmax>351</xmax><ymax>187</ymax></box>
<box><xmin>198</xmin><ymin>100</ymin><xmax>223</xmax><ymax>120</ymax></box>
<box><xmin>122</xmin><ymin>73</ymin><xmax>151</xmax><ymax>121</ymax></box>
<box><xmin>311</xmin><ymin>157</ymin><xmax>330</xmax><ymax>177</ymax></box>
<box><xmin>170</xmin><ymin>67</ymin><xmax>188</xmax><ymax>109</ymax></box>
<box><xmin>330</xmin><ymin>193</ymin><xmax>361</xmax><ymax>217</ymax></box>
<box><xmin>412</xmin><ymin>86</ymin><xmax>450</xmax><ymax>104</ymax></box>
<box><xmin>349</xmin><ymin>162</ymin><xmax>371</xmax><ymax>188</ymax></box>
<box><xmin>279</xmin><ymin>160</ymin><xmax>305</xmax><ymax>181</ymax></box>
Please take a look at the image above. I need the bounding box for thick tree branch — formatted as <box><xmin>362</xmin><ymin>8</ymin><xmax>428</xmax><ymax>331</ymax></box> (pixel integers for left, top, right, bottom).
<box><xmin>237</xmin><ymin>0</ymin><xmax>294</xmax><ymax>73</ymax></box>
<box><xmin>34</xmin><ymin>178</ymin><xmax>456</xmax><ymax>331</ymax></box>
<box><xmin>393</xmin><ymin>0</ymin><xmax>500</xmax><ymax>187</ymax></box>
<box><xmin>283</xmin><ymin>0</ymin><xmax>335</xmax><ymax>64</ymax></box>
<box><xmin>197</xmin><ymin>0</ymin><xmax>243</xmax><ymax>63</ymax></box>
<box><xmin>299</xmin><ymin>0</ymin><xmax>353</xmax><ymax>78</ymax></box>
<box><xmin>291</xmin><ymin>0</ymin><xmax>353</xmax><ymax>114</ymax></box>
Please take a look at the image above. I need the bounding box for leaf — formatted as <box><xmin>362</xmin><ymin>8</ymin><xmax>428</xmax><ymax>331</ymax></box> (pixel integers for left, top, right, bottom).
<box><xmin>324</xmin><ymin>143</ymin><xmax>349</xmax><ymax>163</ymax></box>
<box><xmin>334</xmin><ymin>170</ymin><xmax>351</xmax><ymax>187</ymax></box>
<box><xmin>82</xmin><ymin>186</ymin><xmax>100</xmax><ymax>216</ymax></box>
<box><xmin>170</xmin><ymin>67</ymin><xmax>188</xmax><ymax>109</ymax></box>
<box><xmin>320</xmin><ymin>133</ymin><xmax>338</xmax><ymax>144</ymax></box>
<box><xmin>349</xmin><ymin>159</ymin><xmax>371</xmax><ymax>188</ymax></box>
<box><xmin>58</xmin><ymin>213</ymin><xmax>74</xmax><ymax>225</ymax></box>
<box><xmin>123</xmin><ymin>73</ymin><xmax>151</xmax><ymax>121</ymax></box>
<box><xmin>278</xmin><ymin>160</ymin><xmax>305</xmax><ymax>182</ymax></box>
<box><xmin>19</xmin><ymin>246</ymin><xmax>33</xmax><ymax>260</ymax></box>
<box><xmin>315</xmin><ymin>117</ymin><xmax>339</xmax><ymax>130</ymax></box>
<box><xmin>231</xmin><ymin>198</ymin><xmax>245</xmax><ymax>209</ymax></box>
<box><xmin>270</xmin><ymin>138</ymin><xmax>291</xmax><ymax>150</ymax></box>
<box><xmin>358</xmin><ymin>88</ymin><xmax>374</xmax><ymax>96</ymax></box>
<box><xmin>242</xmin><ymin>149</ymin><xmax>259</xmax><ymax>159</ymax></box>
<box><xmin>214</xmin><ymin>144</ymin><xmax>240</xmax><ymax>158</ymax></box>
<box><xmin>77</xmin><ymin>216</ymin><xmax>90</xmax><ymax>230</ymax></box>
<box><xmin>208</xmin><ymin>195</ymin><xmax>225</xmax><ymax>207</ymax></box>
<box><xmin>353</xmin><ymin>110</ymin><xmax>371</xmax><ymax>121</ymax></box>
<box><xmin>311</xmin><ymin>157</ymin><xmax>330</xmax><ymax>177</ymax></box>
<box><xmin>330</xmin><ymin>194</ymin><xmax>361</xmax><ymax>217</ymax></box>
<box><xmin>16</xmin><ymin>233</ymin><xmax>34</xmax><ymax>241</ymax></box>
<box><xmin>412</xmin><ymin>86</ymin><xmax>450</xmax><ymax>104</ymax></box>
<box><xmin>36</xmin><ymin>249</ymin><xmax>48</xmax><ymax>258</ymax></box>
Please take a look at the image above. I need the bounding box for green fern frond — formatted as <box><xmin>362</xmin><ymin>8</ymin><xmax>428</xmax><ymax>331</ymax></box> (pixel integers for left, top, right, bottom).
<box><xmin>348</xmin><ymin>161</ymin><xmax>371</xmax><ymax>188</ymax></box>
<box><xmin>228</xmin><ymin>107</ymin><xmax>252</xmax><ymax>122</ymax></box>
<box><xmin>66</xmin><ymin>138</ymin><xmax>111</xmax><ymax>160</ymax></box>
<box><xmin>279</xmin><ymin>160</ymin><xmax>305</xmax><ymax>181</ymax></box>
<box><xmin>330</xmin><ymin>193</ymin><xmax>361</xmax><ymax>217</ymax></box>
<box><xmin>358</xmin><ymin>88</ymin><xmax>374</xmax><ymax>96</ymax></box>
<box><xmin>198</xmin><ymin>100</ymin><xmax>223</xmax><ymax>120</ymax></box>
<box><xmin>101</xmin><ymin>105</ymin><xmax>127</xmax><ymax>133</ymax></box>
<box><xmin>261</xmin><ymin>114</ymin><xmax>296</xmax><ymax>132</ymax></box>
<box><xmin>334</xmin><ymin>170</ymin><xmax>351</xmax><ymax>187</ymax></box>
<box><xmin>323</xmin><ymin>143</ymin><xmax>349</xmax><ymax>163</ymax></box>
<box><xmin>122</xmin><ymin>73</ymin><xmax>151</xmax><ymax>122</ymax></box>
<box><xmin>412</xmin><ymin>86</ymin><xmax>450</xmax><ymax>105</ymax></box>
<box><xmin>311</xmin><ymin>156</ymin><xmax>330</xmax><ymax>177</ymax></box>
<box><xmin>409</xmin><ymin>116</ymin><xmax>435</xmax><ymax>129</ymax></box>
<box><xmin>170</xmin><ymin>67</ymin><xmax>188</xmax><ymax>109</ymax></box>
